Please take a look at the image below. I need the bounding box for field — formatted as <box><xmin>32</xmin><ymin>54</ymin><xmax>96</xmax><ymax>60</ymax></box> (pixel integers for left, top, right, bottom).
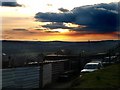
<box><xmin>2</xmin><ymin>40</ymin><xmax>119</xmax><ymax>56</ymax></box>
<box><xmin>71</xmin><ymin>63</ymin><xmax>120</xmax><ymax>88</ymax></box>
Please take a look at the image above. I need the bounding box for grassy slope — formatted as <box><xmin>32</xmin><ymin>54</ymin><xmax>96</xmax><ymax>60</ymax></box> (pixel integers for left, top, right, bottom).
<box><xmin>71</xmin><ymin>63</ymin><xmax>120</xmax><ymax>88</ymax></box>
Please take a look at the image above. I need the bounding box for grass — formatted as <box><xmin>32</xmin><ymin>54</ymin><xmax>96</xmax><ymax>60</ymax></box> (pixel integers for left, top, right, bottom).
<box><xmin>71</xmin><ymin>63</ymin><xmax>120</xmax><ymax>88</ymax></box>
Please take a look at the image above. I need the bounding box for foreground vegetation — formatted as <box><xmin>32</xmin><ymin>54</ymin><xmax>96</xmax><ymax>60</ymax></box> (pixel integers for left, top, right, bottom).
<box><xmin>71</xmin><ymin>63</ymin><xmax>120</xmax><ymax>88</ymax></box>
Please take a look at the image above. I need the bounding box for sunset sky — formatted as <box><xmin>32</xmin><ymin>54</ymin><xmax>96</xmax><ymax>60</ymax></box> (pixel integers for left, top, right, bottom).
<box><xmin>1</xmin><ymin>0</ymin><xmax>119</xmax><ymax>41</ymax></box>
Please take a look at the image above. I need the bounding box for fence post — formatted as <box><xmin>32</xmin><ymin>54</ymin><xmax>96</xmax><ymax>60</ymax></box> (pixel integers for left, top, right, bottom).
<box><xmin>37</xmin><ymin>53</ymin><xmax>45</xmax><ymax>88</ymax></box>
<box><xmin>40</xmin><ymin>61</ymin><xmax>43</xmax><ymax>88</ymax></box>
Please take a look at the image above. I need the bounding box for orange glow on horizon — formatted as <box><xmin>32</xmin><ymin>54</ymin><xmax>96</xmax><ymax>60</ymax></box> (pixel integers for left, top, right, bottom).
<box><xmin>2</xmin><ymin>30</ymin><xmax>119</xmax><ymax>42</ymax></box>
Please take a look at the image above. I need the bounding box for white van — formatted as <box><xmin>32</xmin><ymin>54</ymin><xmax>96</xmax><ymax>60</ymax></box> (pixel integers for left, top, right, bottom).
<box><xmin>81</xmin><ymin>61</ymin><xmax>103</xmax><ymax>73</ymax></box>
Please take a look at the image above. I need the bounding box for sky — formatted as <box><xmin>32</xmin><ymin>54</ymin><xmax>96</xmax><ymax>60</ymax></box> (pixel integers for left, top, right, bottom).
<box><xmin>0</xmin><ymin>0</ymin><xmax>120</xmax><ymax>41</ymax></box>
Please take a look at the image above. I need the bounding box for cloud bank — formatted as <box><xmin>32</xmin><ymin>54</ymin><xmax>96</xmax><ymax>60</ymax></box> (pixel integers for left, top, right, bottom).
<box><xmin>42</xmin><ymin>22</ymin><xmax>72</xmax><ymax>29</ymax></box>
<box><xmin>12</xmin><ymin>29</ymin><xmax>28</xmax><ymax>32</ymax></box>
<box><xmin>35</xmin><ymin>2</ymin><xmax>119</xmax><ymax>33</ymax></box>
<box><xmin>0</xmin><ymin>0</ymin><xmax>22</xmax><ymax>7</ymax></box>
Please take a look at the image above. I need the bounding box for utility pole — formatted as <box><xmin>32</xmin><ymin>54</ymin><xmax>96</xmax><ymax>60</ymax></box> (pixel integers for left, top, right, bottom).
<box><xmin>79</xmin><ymin>54</ymin><xmax>82</xmax><ymax>75</ymax></box>
<box><xmin>8</xmin><ymin>56</ymin><xmax>11</xmax><ymax>68</ymax></box>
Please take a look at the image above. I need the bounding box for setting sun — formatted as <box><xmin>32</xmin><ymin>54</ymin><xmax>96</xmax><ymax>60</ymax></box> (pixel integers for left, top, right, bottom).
<box><xmin>51</xmin><ymin>29</ymin><xmax>70</xmax><ymax>33</ymax></box>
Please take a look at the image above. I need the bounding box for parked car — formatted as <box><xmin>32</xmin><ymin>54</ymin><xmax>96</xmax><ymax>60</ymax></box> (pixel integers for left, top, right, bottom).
<box><xmin>81</xmin><ymin>61</ymin><xmax>103</xmax><ymax>73</ymax></box>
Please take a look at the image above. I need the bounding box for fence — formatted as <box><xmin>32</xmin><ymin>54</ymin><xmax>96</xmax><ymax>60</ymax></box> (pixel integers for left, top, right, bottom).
<box><xmin>2</xmin><ymin>63</ymin><xmax>52</xmax><ymax>88</ymax></box>
<box><xmin>2</xmin><ymin>67</ymin><xmax>40</xmax><ymax>88</ymax></box>
<box><xmin>2</xmin><ymin>58</ymin><xmax>81</xmax><ymax>88</ymax></box>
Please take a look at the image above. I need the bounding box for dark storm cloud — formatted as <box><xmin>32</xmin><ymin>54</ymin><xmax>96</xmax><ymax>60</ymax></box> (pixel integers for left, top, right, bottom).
<box><xmin>58</xmin><ymin>8</ymin><xmax>69</xmax><ymax>12</ymax></box>
<box><xmin>35</xmin><ymin>12</ymin><xmax>74</xmax><ymax>22</ymax></box>
<box><xmin>0</xmin><ymin>1</ymin><xmax>22</xmax><ymax>7</ymax></box>
<box><xmin>35</xmin><ymin>2</ymin><xmax>119</xmax><ymax>33</ymax></box>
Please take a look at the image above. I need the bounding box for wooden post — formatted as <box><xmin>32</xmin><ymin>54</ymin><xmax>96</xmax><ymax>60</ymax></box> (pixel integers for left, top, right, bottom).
<box><xmin>37</xmin><ymin>53</ymin><xmax>44</xmax><ymax>88</ymax></box>
<box><xmin>40</xmin><ymin>59</ymin><xmax>44</xmax><ymax>88</ymax></box>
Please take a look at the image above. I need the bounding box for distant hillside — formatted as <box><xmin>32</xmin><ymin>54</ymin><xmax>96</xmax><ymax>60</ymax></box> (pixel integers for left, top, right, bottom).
<box><xmin>2</xmin><ymin>40</ymin><xmax>120</xmax><ymax>61</ymax></box>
